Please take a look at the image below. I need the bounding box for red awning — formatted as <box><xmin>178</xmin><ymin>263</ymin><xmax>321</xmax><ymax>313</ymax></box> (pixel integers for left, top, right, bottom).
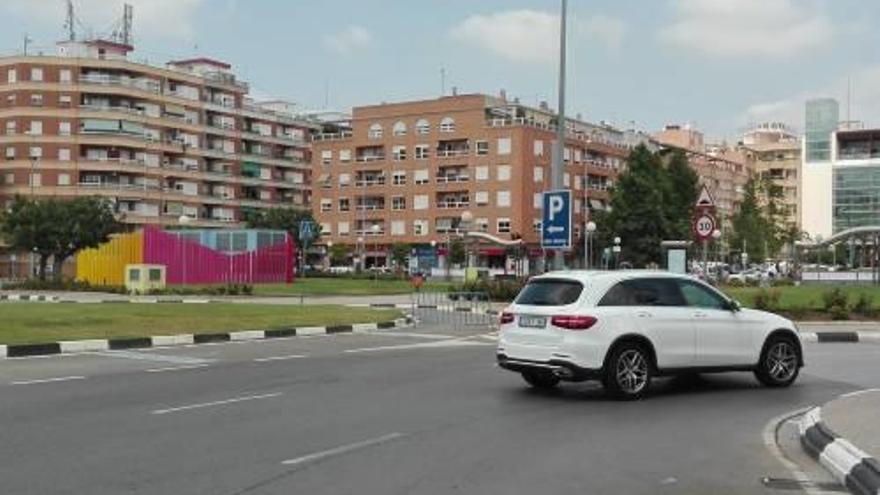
<box><xmin>479</xmin><ymin>247</ymin><xmax>507</xmax><ymax>256</ymax></box>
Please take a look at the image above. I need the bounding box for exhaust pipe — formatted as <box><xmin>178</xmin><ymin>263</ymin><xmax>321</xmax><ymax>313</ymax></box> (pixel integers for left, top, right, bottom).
<box><xmin>553</xmin><ymin>367</ymin><xmax>574</xmax><ymax>379</ymax></box>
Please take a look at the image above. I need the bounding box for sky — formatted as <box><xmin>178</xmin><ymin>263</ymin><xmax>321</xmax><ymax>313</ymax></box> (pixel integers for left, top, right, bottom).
<box><xmin>2</xmin><ymin>0</ymin><xmax>879</xmax><ymax>141</ymax></box>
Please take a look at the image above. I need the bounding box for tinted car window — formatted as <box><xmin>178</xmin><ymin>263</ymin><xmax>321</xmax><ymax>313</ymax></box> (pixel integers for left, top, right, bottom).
<box><xmin>515</xmin><ymin>279</ymin><xmax>583</xmax><ymax>306</ymax></box>
<box><xmin>598</xmin><ymin>278</ymin><xmax>685</xmax><ymax>307</ymax></box>
<box><xmin>679</xmin><ymin>281</ymin><xmax>728</xmax><ymax>310</ymax></box>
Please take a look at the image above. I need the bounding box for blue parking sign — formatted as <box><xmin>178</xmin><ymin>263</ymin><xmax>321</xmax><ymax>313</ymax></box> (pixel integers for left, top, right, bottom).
<box><xmin>541</xmin><ymin>190</ymin><xmax>572</xmax><ymax>249</ymax></box>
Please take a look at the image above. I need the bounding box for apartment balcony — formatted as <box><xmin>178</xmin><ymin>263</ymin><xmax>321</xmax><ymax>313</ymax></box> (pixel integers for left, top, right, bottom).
<box><xmin>79</xmin><ymin>74</ymin><xmax>162</xmax><ymax>94</ymax></box>
<box><xmin>436</xmin><ymin>140</ymin><xmax>470</xmax><ymax>158</ymax></box>
<box><xmin>436</xmin><ymin>167</ymin><xmax>470</xmax><ymax>184</ymax></box>
<box><xmin>356</xmin><ymin>154</ymin><xmax>385</xmax><ymax>163</ymax></box>
<box><xmin>312</xmin><ymin>131</ymin><xmax>353</xmax><ymax>142</ymax></box>
<box><xmin>354</xmin><ymin>173</ymin><xmax>386</xmax><ymax>187</ymax></box>
<box><xmin>79</xmin><ymin>104</ymin><xmax>146</xmax><ymax>117</ymax></box>
<box><xmin>437</xmin><ymin>200</ymin><xmax>470</xmax><ymax>209</ymax></box>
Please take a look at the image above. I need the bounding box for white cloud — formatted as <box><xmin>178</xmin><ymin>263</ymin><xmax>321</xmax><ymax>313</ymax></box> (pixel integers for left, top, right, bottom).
<box><xmin>450</xmin><ymin>10</ymin><xmax>626</xmax><ymax>65</ymax></box>
<box><xmin>660</xmin><ymin>0</ymin><xmax>833</xmax><ymax>59</ymax></box>
<box><xmin>0</xmin><ymin>0</ymin><xmax>206</xmax><ymax>41</ymax></box>
<box><xmin>323</xmin><ymin>26</ymin><xmax>372</xmax><ymax>55</ymax></box>
<box><xmin>743</xmin><ymin>67</ymin><xmax>880</xmax><ymax>130</ymax></box>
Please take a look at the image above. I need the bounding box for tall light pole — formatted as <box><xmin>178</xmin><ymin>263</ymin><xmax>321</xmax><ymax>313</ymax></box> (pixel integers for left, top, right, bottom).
<box><xmin>550</xmin><ymin>0</ymin><xmax>568</xmax><ymax>271</ymax></box>
<box><xmin>585</xmin><ymin>221</ymin><xmax>596</xmax><ymax>269</ymax></box>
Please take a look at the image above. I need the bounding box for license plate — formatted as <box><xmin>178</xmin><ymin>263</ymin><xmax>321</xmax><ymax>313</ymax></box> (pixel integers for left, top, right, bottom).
<box><xmin>519</xmin><ymin>316</ymin><xmax>547</xmax><ymax>328</ymax></box>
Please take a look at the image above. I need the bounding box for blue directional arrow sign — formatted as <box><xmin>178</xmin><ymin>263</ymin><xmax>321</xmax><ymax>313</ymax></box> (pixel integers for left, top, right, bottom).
<box><xmin>541</xmin><ymin>189</ymin><xmax>572</xmax><ymax>250</ymax></box>
<box><xmin>298</xmin><ymin>220</ymin><xmax>315</xmax><ymax>245</ymax></box>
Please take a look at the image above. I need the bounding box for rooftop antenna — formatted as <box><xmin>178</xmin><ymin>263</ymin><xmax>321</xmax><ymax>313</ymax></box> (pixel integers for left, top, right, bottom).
<box><xmin>122</xmin><ymin>3</ymin><xmax>133</xmax><ymax>45</ymax></box>
<box><xmin>846</xmin><ymin>76</ymin><xmax>852</xmax><ymax>125</ymax></box>
<box><xmin>22</xmin><ymin>33</ymin><xmax>33</xmax><ymax>56</ymax></box>
<box><xmin>440</xmin><ymin>67</ymin><xmax>446</xmax><ymax>96</ymax></box>
<box><xmin>64</xmin><ymin>0</ymin><xmax>76</xmax><ymax>41</ymax></box>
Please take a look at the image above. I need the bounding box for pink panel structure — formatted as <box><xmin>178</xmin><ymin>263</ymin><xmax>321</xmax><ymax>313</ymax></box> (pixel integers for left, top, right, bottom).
<box><xmin>142</xmin><ymin>227</ymin><xmax>295</xmax><ymax>285</ymax></box>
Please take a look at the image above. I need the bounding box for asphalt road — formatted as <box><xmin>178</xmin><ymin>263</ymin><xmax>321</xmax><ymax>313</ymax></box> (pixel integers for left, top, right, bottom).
<box><xmin>1</xmin><ymin>310</ymin><xmax>878</xmax><ymax>495</ymax></box>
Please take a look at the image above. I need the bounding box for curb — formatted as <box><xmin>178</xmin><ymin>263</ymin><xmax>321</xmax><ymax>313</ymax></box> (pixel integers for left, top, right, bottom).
<box><xmin>0</xmin><ymin>316</ymin><xmax>414</xmax><ymax>359</ymax></box>
<box><xmin>0</xmin><ymin>294</ymin><xmax>59</xmax><ymax>302</ymax></box>
<box><xmin>800</xmin><ymin>406</ymin><xmax>880</xmax><ymax>495</ymax></box>
<box><xmin>799</xmin><ymin>332</ymin><xmax>880</xmax><ymax>344</ymax></box>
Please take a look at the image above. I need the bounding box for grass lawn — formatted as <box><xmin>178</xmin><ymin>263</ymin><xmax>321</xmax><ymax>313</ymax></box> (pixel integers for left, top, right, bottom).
<box><xmin>721</xmin><ymin>285</ymin><xmax>880</xmax><ymax>310</ymax></box>
<box><xmin>0</xmin><ymin>304</ymin><xmax>402</xmax><ymax>345</ymax></box>
<box><xmin>252</xmin><ymin>277</ymin><xmax>453</xmax><ymax>296</ymax></box>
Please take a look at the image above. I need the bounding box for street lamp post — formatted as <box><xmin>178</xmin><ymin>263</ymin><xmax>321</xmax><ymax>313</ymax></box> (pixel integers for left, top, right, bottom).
<box><xmin>371</xmin><ymin>224</ymin><xmax>380</xmax><ymax>284</ymax></box>
<box><xmin>430</xmin><ymin>239</ymin><xmax>437</xmax><ymax>278</ymax></box>
<box><xmin>711</xmin><ymin>229</ymin><xmax>722</xmax><ymax>280</ymax></box>
<box><xmin>357</xmin><ymin>236</ymin><xmax>365</xmax><ymax>274</ymax></box>
<box><xmin>550</xmin><ymin>0</ymin><xmax>568</xmax><ymax>271</ymax></box>
<box><xmin>585</xmin><ymin>221</ymin><xmax>596</xmax><ymax>269</ymax></box>
<box><xmin>178</xmin><ymin>215</ymin><xmax>192</xmax><ymax>285</ymax></box>
<box><xmin>460</xmin><ymin>210</ymin><xmax>473</xmax><ymax>273</ymax></box>
<box><xmin>612</xmin><ymin>236</ymin><xmax>621</xmax><ymax>269</ymax></box>
<box><xmin>327</xmin><ymin>240</ymin><xmax>333</xmax><ymax>269</ymax></box>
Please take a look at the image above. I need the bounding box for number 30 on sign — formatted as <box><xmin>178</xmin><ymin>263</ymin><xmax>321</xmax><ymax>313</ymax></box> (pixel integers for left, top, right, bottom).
<box><xmin>694</xmin><ymin>214</ymin><xmax>716</xmax><ymax>241</ymax></box>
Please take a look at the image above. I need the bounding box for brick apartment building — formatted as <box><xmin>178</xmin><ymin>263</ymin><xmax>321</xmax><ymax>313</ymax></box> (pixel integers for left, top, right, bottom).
<box><xmin>0</xmin><ymin>38</ymin><xmax>317</xmax><ymax>277</ymax></box>
<box><xmin>740</xmin><ymin>122</ymin><xmax>801</xmax><ymax>229</ymax></box>
<box><xmin>312</xmin><ymin>93</ymin><xmax>634</xmax><ymax>273</ymax></box>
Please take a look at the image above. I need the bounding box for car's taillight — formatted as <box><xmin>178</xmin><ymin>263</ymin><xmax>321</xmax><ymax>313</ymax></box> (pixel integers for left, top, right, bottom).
<box><xmin>551</xmin><ymin>315</ymin><xmax>598</xmax><ymax>330</ymax></box>
<box><xmin>500</xmin><ymin>312</ymin><xmax>515</xmax><ymax>325</ymax></box>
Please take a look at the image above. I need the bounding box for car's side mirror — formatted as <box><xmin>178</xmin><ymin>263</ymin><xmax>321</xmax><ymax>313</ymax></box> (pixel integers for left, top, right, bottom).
<box><xmin>726</xmin><ymin>299</ymin><xmax>742</xmax><ymax>312</ymax></box>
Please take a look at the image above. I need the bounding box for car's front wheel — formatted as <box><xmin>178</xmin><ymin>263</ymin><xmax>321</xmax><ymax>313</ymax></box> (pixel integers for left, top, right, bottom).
<box><xmin>755</xmin><ymin>336</ymin><xmax>800</xmax><ymax>387</ymax></box>
<box><xmin>603</xmin><ymin>343</ymin><xmax>652</xmax><ymax>400</ymax></box>
<box><xmin>521</xmin><ymin>370</ymin><xmax>560</xmax><ymax>390</ymax></box>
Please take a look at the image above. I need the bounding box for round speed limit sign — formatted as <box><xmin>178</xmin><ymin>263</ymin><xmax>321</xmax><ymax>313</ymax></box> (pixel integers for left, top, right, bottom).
<box><xmin>694</xmin><ymin>214</ymin><xmax>716</xmax><ymax>241</ymax></box>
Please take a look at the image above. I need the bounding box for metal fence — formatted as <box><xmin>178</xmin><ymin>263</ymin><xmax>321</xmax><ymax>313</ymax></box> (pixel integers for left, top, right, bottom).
<box><xmin>409</xmin><ymin>291</ymin><xmax>497</xmax><ymax>330</ymax></box>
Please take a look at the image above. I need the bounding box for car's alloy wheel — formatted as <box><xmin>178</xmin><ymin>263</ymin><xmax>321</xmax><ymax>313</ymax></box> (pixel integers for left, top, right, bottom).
<box><xmin>756</xmin><ymin>337</ymin><xmax>800</xmax><ymax>387</ymax></box>
<box><xmin>605</xmin><ymin>344</ymin><xmax>652</xmax><ymax>400</ymax></box>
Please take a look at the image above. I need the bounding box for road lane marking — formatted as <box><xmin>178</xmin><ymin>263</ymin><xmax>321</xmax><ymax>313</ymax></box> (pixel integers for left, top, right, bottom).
<box><xmin>344</xmin><ymin>340</ymin><xmax>491</xmax><ymax>354</ymax></box>
<box><xmin>100</xmin><ymin>350</ymin><xmax>210</xmax><ymax>365</ymax></box>
<box><xmin>152</xmin><ymin>392</ymin><xmax>282</xmax><ymax>415</ymax></box>
<box><xmin>145</xmin><ymin>364</ymin><xmax>209</xmax><ymax>373</ymax></box>
<box><xmin>11</xmin><ymin>375</ymin><xmax>86</xmax><ymax>386</ymax></box>
<box><xmin>281</xmin><ymin>432</ymin><xmax>404</xmax><ymax>466</ymax></box>
<box><xmin>253</xmin><ymin>354</ymin><xmax>308</xmax><ymax>363</ymax></box>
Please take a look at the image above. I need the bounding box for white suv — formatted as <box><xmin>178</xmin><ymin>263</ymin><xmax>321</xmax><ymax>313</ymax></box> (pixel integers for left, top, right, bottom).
<box><xmin>497</xmin><ymin>271</ymin><xmax>803</xmax><ymax>400</ymax></box>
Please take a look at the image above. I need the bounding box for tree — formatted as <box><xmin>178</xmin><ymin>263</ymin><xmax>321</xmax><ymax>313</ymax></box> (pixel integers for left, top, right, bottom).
<box><xmin>329</xmin><ymin>244</ymin><xmax>352</xmax><ymax>266</ymax></box>
<box><xmin>597</xmin><ymin>145</ymin><xmax>668</xmax><ymax>266</ymax></box>
<box><xmin>663</xmin><ymin>149</ymin><xmax>700</xmax><ymax>240</ymax></box>
<box><xmin>390</xmin><ymin>243</ymin><xmax>411</xmax><ymax>274</ymax></box>
<box><xmin>730</xmin><ymin>177</ymin><xmax>772</xmax><ymax>263</ymax></box>
<box><xmin>448</xmin><ymin>238</ymin><xmax>466</xmax><ymax>266</ymax></box>
<box><xmin>0</xmin><ymin>196</ymin><xmax>122</xmax><ymax>281</ymax></box>
<box><xmin>245</xmin><ymin>207</ymin><xmax>321</xmax><ymax>248</ymax></box>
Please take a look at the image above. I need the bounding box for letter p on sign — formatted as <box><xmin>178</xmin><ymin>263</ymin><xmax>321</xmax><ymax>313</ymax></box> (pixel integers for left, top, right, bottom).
<box><xmin>549</xmin><ymin>196</ymin><xmax>564</xmax><ymax>221</ymax></box>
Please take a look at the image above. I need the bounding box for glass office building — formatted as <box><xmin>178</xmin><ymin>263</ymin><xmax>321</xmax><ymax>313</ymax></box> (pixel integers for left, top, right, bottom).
<box><xmin>805</xmin><ymin>98</ymin><xmax>840</xmax><ymax>162</ymax></box>
<box><xmin>833</xmin><ymin>129</ymin><xmax>880</xmax><ymax>232</ymax></box>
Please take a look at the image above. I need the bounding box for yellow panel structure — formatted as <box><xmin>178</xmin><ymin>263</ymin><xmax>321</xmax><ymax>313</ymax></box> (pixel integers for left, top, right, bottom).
<box><xmin>76</xmin><ymin>231</ymin><xmax>143</xmax><ymax>286</ymax></box>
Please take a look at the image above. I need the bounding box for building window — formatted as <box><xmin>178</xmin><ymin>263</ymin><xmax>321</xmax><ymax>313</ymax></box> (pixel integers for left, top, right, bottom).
<box><xmin>368</xmin><ymin>123</ymin><xmax>383</xmax><ymax>139</ymax></box>
<box><xmin>415</xmin><ymin>144</ymin><xmax>429</xmax><ymax>160</ymax></box>
<box><xmin>29</xmin><ymin>173</ymin><xmax>41</xmax><ymax>187</ymax></box>
<box><xmin>416</xmin><ymin>119</ymin><xmax>430</xmax><ymax>135</ymax></box>
<box><xmin>414</xmin><ymin>169</ymin><xmax>430</xmax><ymax>185</ymax></box>
<box><xmin>533</xmin><ymin>193</ymin><xmax>542</xmax><ymax>208</ymax></box>
<box><xmin>321</xmin><ymin>150</ymin><xmax>332</xmax><ymax>165</ymax></box>
<box><xmin>391</xmin><ymin>220</ymin><xmax>406</xmax><ymax>236</ymax></box>
<box><xmin>533</xmin><ymin>166</ymin><xmax>543</xmax><ymax>182</ymax></box>
<box><xmin>497</xmin><ymin>137</ymin><xmax>512</xmax><ymax>155</ymax></box>
<box><xmin>5</xmin><ymin>147</ymin><xmax>15</xmax><ymax>160</ymax></box>
<box><xmin>392</xmin><ymin>171</ymin><xmax>406</xmax><ymax>185</ymax></box>
<box><xmin>59</xmin><ymin>69</ymin><xmax>72</xmax><ymax>83</ymax></box>
<box><xmin>563</xmin><ymin>173</ymin><xmax>570</xmax><ymax>187</ymax></box>
<box><xmin>413</xmin><ymin>194</ymin><xmax>429</xmax><ymax>210</ymax></box>
<box><xmin>574</xmin><ymin>174</ymin><xmax>581</xmax><ymax>190</ymax></box>
<box><xmin>476</xmin><ymin>140</ymin><xmax>489</xmax><ymax>155</ymax></box>
<box><xmin>7</xmin><ymin>69</ymin><xmax>16</xmax><ymax>84</ymax></box>
<box><xmin>30</xmin><ymin>68</ymin><xmax>43</xmax><ymax>82</ymax></box>
<box><xmin>392</xmin><ymin>196</ymin><xmax>406</xmax><ymax>210</ymax></box>
<box><xmin>5</xmin><ymin>173</ymin><xmax>14</xmax><ymax>184</ymax></box>
<box><xmin>59</xmin><ymin>121</ymin><xmax>71</xmax><ymax>136</ymax></box>
<box><xmin>533</xmin><ymin>219</ymin><xmax>542</xmax><ymax>233</ymax></box>
<box><xmin>58</xmin><ymin>173</ymin><xmax>70</xmax><ymax>186</ymax></box>
<box><xmin>338</xmin><ymin>221</ymin><xmax>350</xmax><ymax>236</ymax></box>
<box><xmin>475</xmin><ymin>166</ymin><xmax>489</xmax><ymax>181</ymax></box>
<box><xmin>339</xmin><ymin>149</ymin><xmax>351</xmax><ymax>162</ymax></box>
<box><xmin>475</xmin><ymin>191</ymin><xmax>489</xmax><ymax>205</ymax></box>
<box><xmin>7</xmin><ymin>94</ymin><xmax>16</xmax><ymax>105</ymax></box>
<box><xmin>497</xmin><ymin>218</ymin><xmax>511</xmax><ymax>233</ymax></box>
<box><xmin>413</xmin><ymin>220</ymin><xmax>428</xmax><ymax>236</ymax></box>
<box><xmin>59</xmin><ymin>94</ymin><xmax>72</xmax><ymax>107</ymax></box>
<box><xmin>497</xmin><ymin>165</ymin><xmax>511</xmax><ymax>181</ymax></box>
<box><xmin>393</xmin><ymin>145</ymin><xmax>407</xmax><ymax>161</ymax></box>
<box><xmin>393</xmin><ymin>121</ymin><xmax>407</xmax><ymax>136</ymax></box>
<box><xmin>58</xmin><ymin>148</ymin><xmax>71</xmax><ymax>161</ymax></box>
<box><xmin>30</xmin><ymin>94</ymin><xmax>43</xmax><ymax>106</ymax></box>
<box><xmin>29</xmin><ymin>121</ymin><xmax>42</xmax><ymax>136</ymax></box>
<box><xmin>476</xmin><ymin>217</ymin><xmax>489</xmax><ymax>232</ymax></box>
<box><xmin>5</xmin><ymin>121</ymin><xmax>16</xmax><ymax>135</ymax></box>
<box><xmin>497</xmin><ymin>191</ymin><xmax>511</xmax><ymax>207</ymax></box>
<box><xmin>338</xmin><ymin>198</ymin><xmax>350</xmax><ymax>211</ymax></box>
<box><xmin>321</xmin><ymin>198</ymin><xmax>332</xmax><ymax>212</ymax></box>
<box><xmin>439</xmin><ymin>117</ymin><xmax>455</xmax><ymax>133</ymax></box>
<box><xmin>338</xmin><ymin>173</ymin><xmax>351</xmax><ymax>187</ymax></box>
<box><xmin>29</xmin><ymin>146</ymin><xmax>42</xmax><ymax>159</ymax></box>
<box><xmin>534</xmin><ymin>140</ymin><xmax>544</xmax><ymax>156</ymax></box>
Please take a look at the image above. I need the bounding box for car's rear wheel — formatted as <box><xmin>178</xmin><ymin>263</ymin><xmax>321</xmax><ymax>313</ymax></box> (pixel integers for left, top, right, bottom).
<box><xmin>521</xmin><ymin>370</ymin><xmax>560</xmax><ymax>390</ymax></box>
<box><xmin>755</xmin><ymin>336</ymin><xmax>800</xmax><ymax>387</ymax></box>
<box><xmin>603</xmin><ymin>343</ymin><xmax>652</xmax><ymax>400</ymax></box>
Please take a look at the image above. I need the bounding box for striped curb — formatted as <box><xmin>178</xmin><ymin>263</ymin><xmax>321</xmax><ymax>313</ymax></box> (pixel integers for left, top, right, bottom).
<box><xmin>0</xmin><ymin>294</ymin><xmax>60</xmax><ymax>302</ymax></box>
<box><xmin>799</xmin><ymin>332</ymin><xmax>880</xmax><ymax>344</ymax></box>
<box><xmin>800</xmin><ymin>406</ymin><xmax>880</xmax><ymax>495</ymax></box>
<box><xmin>0</xmin><ymin>316</ymin><xmax>414</xmax><ymax>359</ymax></box>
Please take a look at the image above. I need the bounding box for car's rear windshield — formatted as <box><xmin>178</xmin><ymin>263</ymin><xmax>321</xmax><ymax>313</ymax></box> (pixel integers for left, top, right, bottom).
<box><xmin>514</xmin><ymin>279</ymin><xmax>583</xmax><ymax>306</ymax></box>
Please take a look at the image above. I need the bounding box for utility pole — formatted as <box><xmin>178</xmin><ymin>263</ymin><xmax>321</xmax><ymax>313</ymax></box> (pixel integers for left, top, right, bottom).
<box><xmin>550</xmin><ymin>0</ymin><xmax>568</xmax><ymax>271</ymax></box>
<box><xmin>65</xmin><ymin>0</ymin><xmax>76</xmax><ymax>41</ymax></box>
<box><xmin>22</xmin><ymin>34</ymin><xmax>32</xmax><ymax>56</ymax></box>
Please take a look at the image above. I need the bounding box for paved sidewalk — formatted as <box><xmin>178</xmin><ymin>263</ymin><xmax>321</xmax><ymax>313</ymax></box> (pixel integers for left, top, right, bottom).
<box><xmin>823</xmin><ymin>390</ymin><xmax>880</xmax><ymax>460</ymax></box>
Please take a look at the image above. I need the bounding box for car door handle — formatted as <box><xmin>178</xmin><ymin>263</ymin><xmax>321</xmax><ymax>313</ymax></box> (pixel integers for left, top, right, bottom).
<box><xmin>693</xmin><ymin>311</ymin><xmax>708</xmax><ymax>318</ymax></box>
<box><xmin>636</xmin><ymin>311</ymin><xmax>652</xmax><ymax>318</ymax></box>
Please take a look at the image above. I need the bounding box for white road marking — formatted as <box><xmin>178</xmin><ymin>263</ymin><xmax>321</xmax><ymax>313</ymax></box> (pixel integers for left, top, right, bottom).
<box><xmin>281</xmin><ymin>432</ymin><xmax>404</xmax><ymax>466</ymax></box>
<box><xmin>344</xmin><ymin>339</ymin><xmax>491</xmax><ymax>354</ymax></box>
<box><xmin>100</xmin><ymin>350</ymin><xmax>210</xmax><ymax>366</ymax></box>
<box><xmin>253</xmin><ymin>354</ymin><xmax>308</xmax><ymax>363</ymax></box>
<box><xmin>838</xmin><ymin>387</ymin><xmax>880</xmax><ymax>399</ymax></box>
<box><xmin>145</xmin><ymin>364</ymin><xmax>209</xmax><ymax>373</ymax></box>
<box><xmin>11</xmin><ymin>375</ymin><xmax>86</xmax><ymax>386</ymax></box>
<box><xmin>152</xmin><ymin>392</ymin><xmax>282</xmax><ymax>415</ymax></box>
